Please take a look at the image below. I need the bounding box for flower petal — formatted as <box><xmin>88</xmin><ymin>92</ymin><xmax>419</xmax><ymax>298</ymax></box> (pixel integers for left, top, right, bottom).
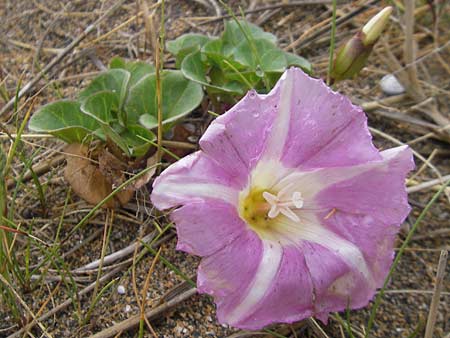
<box><xmin>320</xmin><ymin>211</ymin><xmax>398</xmax><ymax>290</ymax></box>
<box><xmin>261</xmin><ymin>67</ymin><xmax>381</xmax><ymax>168</ymax></box>
<box><xmin>267</xmin><ymin>213</ymin><xmax>372</xmax><ymax>283</ymax></box>
<box><xmin>199</xmin><ymin>89</ymin><xmax>279</xmax><ymax>185</ymax></box>
<box><xmin>151</xmin><ymin>151</ymin><xmax>239</xmax><ymax>210</ymax></box>
<box><xmin>231</xmin><ymin>245</ymin><xmax>314</xmax><ymax>330</ymax></box>
<box><xmin>274</xmin><ymin>145</ymin><xmax>413</xmax><ymax>219</ymax></box>
<box><xmin>314</xmin><ymin>145</ymin><xmax>414</xmax><ymax>225</ymax></box>
<box><xmin>197</xmin><ymin>230</ymin><xmax>264</xmax><ymax>319</ymax></box>
<box><xmin>301</xmin><ymin>242</ymin><xmax>374</xmax><ymax>320</ymax></box>
<box><xmin>171</xmin><ymin>199</ymin><xmax>246</xmax><ymax>256</ymax></box>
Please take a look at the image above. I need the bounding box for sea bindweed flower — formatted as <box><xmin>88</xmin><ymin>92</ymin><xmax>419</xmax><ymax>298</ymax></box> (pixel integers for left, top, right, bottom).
<box><xmin>151</xmin><ymin>68</ymin><xmax>414</xmax><ymax>329</ymax></box>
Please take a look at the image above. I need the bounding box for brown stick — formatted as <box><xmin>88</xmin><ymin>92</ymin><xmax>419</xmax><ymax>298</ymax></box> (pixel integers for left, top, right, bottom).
<box><xmin>6</xmin><ymin>154</ymin><xmax>65</xmax><ymax>189</ymax></box>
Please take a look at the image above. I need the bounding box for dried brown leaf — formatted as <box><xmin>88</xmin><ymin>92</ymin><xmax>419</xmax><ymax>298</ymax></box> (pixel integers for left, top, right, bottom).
<box><xmin>64</xmin><ymin>144</ymin><xmax>133</xmax><ymax>208</ymax></box>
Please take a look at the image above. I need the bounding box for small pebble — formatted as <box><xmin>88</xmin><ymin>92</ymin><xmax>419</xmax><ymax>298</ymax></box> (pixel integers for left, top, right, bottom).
<box><xmin>124</xmin><ymin>304</ymin><xmax>131</xmax><ymax>313</ymax></box>
<box><xmin>117</xmin><ymin>285</ymin><xmax>126</xmax><ymax>295</ymax></box>
<box><xmin>380</xmin><ymin>74</ymin><xmax>405</xmax><ymax>95</ymax></box>
<box><xmin>187</xmin><ymin>135</ymin><xmax>199</xmax><ymax>143</ymax></box>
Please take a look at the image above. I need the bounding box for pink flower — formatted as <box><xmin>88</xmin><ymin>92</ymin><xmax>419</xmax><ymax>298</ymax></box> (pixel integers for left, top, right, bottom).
<box><xmin>151</xmin><ymin>68</ymin><xmax>414</xmax><ymax>329</ymax></box>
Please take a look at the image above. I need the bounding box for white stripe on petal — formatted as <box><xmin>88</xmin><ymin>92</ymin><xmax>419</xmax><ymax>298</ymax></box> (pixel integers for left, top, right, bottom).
<box><xmin>225</xmin><ymin>241</ymin><xmax>283</xmax><ymax>325</ymax></box>
<box><xmin>272</xmin><ymin>214</ymin><xmax>372</xmax><ymax>283</ymax></box>
<box><xmin>274</xmin><ymin>145</ymin><xmax>410</xmax><ymax>203</ymax></box>
<box><xmin>153</xmin><ymin>176</ymin><xmax>238</xmax><ymax>206</ymax></box>
<box><xmin>262</xmin><ymin>71</ymin><xmax>293</xmax><ymax>162</ymax></box>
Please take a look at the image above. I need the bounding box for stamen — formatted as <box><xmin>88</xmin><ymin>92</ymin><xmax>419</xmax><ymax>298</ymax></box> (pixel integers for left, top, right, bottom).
<box><xmin>262</xmin><ymin>190</ymin><xmax>304</xmax><ymax>222</ymax></box>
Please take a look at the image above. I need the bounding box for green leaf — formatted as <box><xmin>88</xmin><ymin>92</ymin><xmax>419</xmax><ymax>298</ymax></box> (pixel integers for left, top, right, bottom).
<box><xmin>167</xmin><ymin>33</ymin><xmax>211</xmax><ymax>67</ymax></box>
<box><xmin>138</xmin><ymin>114</ymin><xmax>158</xmax><ymax>129</ymax></box>
<box><xmin>121</xmin><ymin>124</ymin><xmax>155</xmax><ymax>157</ymax></box>
<box><xmin>260</xmin><ymin>49</ymin><xmax>287</xmax><ymax>73</ymax></box>
<box><xmin>80</xmin><ymin>91</ymin><xmax>119</xmax><ymax>124</ymax></box>
<box><xmin>109</xmin><ymin>56</ymin><xmax>126</xmax><ymax>69</ymax></box>
<box><xmin>181</xmin><ymin>51</ymin><xmax>244</xmax><ymax>94</ymax></box>
<box><xmin>29</xmin><ymin>101</ymin><xmax>100</xmax><ymax>144</ymax></box>
<box><xmin>78</xmin><ymin>69</ymin><xmax>131</xmax><ymax>115</ymax></box>
<box><xmin>222</xmin><ymin>19</ymin><xmax>277</xmax><ymax>55</ymax></box>
<box><xmin>80</xmin><ymin>91</ymin><xmax>134</xmax><ymax>156</ymax></box>
<box><xmin>202</xmin><ymin>39</ymin><xmax>247</xmax><ymax>74</ymax></box>
<box><xmin>109</xmin><ymin>57</ymin><xmax>155</xmax><ymax>86</ymax></box>
<box><xmin>127</xmin><ymin>70</ymin><xmax>203</xmax><ymax>130</ymax></box>
<box><xmin>125</xmin><ymin>62</ymin><xmax>155</xmax><ymax>87</ymax></box>
<box><xmin>285</xmin><ymin>52</ymin><xmax>313</xmax><ymax>74</ymax></box>
<box><xmin>233</xmin><ymin>38</ymin><xmax>282</xmax><ymax>71</ymax></box>
<box><xmin>167</xmin><ymin>33</ymin><xmax>210</xmax><ymax>55</ymax></box>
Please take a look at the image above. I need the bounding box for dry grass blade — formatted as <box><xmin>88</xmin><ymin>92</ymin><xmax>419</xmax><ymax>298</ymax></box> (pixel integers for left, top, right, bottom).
<box><xmin>424</xmin><ymin>250</ymin><xmax>448</xmax><ymax>338</ymax></box>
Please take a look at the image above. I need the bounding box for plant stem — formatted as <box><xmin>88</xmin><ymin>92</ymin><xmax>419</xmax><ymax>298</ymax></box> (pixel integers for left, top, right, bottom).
<box><xmin>327</xmin><ymin>0</ymin><xmax>337</xmax><ymax>85</ymax></box>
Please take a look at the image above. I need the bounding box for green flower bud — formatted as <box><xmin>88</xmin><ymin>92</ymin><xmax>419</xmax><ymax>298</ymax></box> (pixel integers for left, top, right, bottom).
<box><xmin>331</xmin><ymin>6</ymin><xmax>393</xmax><ymax>83</ymax></box>
<box><xmin>362</xmin><ymin>6</ymin><xmax>393</xmax><ymax>45</ymax></box>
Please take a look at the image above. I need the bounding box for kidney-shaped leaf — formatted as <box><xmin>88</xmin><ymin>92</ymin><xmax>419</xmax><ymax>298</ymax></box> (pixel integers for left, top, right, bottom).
<box><xmin>78</xmin><ymin>69</ymin><xmax>131</xmax><ymax>111</ymax></box>
<box><xmin>110</xmin><ymin>58</ymin><xmax>155</xmax><ymax>86</ymax></box>
<box><xmin>285</xmin><ymin>52</ymin><xmax>313</xmax><ymax>74</ymax></box>
<box><xmin>222</xmin><ymin>19</ymin><xmax>277</xmax><ymax>55</ymax></box>
<box><xmin>167</xmin><ymin>33</ymin><xmax>211</xmax><ymax>67</ymax></box>
<box><xmin>181</xmin><ymin>51</ymin><xmax>244</xmax><ymax>95</ymax></box>
<box><xmin>127</xmin><ymin>70</ymin><xmax>203</xmax><ymax>129</ymax></box>
<box><xmin>29</xmin><ymin>101</ymin><xmax>100</xmax><ymax>144</ymax></box>
<box><xmin>121</xmin><ymin>124</ymin><xmax>155</xmax><ymax>157</ymax></box>
<box><xmin>80</xmin><ymin>91</ymin><xmax>119</xmax><ymax>124</ymax></box>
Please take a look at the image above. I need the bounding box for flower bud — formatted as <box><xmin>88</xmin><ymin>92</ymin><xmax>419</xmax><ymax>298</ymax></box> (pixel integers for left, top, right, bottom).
<box><xmin>362</xmin><ymin>6</ymin><xmax>393</xmax><ymax>45</ymax></box>
<box><xmin>331</xmin><ymin>6</ymin><xmax>393</xmax><ymax>82</ymax></box>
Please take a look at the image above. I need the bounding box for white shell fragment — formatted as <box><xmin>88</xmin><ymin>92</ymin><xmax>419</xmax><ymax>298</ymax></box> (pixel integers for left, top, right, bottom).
<box><xmin>117</xmin><ymin>285</ymin><xmax>126</xmax><ymax>295</ymax></box>
<box><xmin>380</xmin><ymin>74</ymin><xmax>405</xmax><ymax>95</ymax></box>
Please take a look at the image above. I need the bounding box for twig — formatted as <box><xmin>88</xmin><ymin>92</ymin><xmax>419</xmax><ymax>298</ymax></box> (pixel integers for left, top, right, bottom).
<box><xmin>89</xmin><ymin>287</ymin><xmax>197</xmax><ymax>338</ymax></box>
<box><xmin>424</xmin><ymin>250</ymin><xmax>448</xmax><ymax>338</ymax></box>
<box><xmin>286</xmin><ymin>0</ymin><xmax>378</xmax><ymax>51</ymax></box>
<box><xmin>360</xmin><ymin>94</ymin><xmax>408</xmax><ymax>111</ymax></box>
<box><xmin>6</xmin><ymin>154</ymin><xmax>65</xmax><ymax>189</ymax></box>
<box><xmin>404</xmin><ymin>0</ymin><xmax>422</xmax><ymax>99</ymax></box>
<box><xmin>407</xmin><ymin>174</ymin><xmax>450</xmax><ymax>194</ymax></box>
<box><xmin>0</xmin><ymin>0</ymin><xmax>128</xmax><ymax>116</ymax></box>
<box><xmin>73</xmin><ymin>232</ymin><xmax>156</xmax><ymax>272</ymax></box>
<box><xmin>199</xmin><ymin>0</ymin><xmax>331</xmax><ymax>24</ymax></box>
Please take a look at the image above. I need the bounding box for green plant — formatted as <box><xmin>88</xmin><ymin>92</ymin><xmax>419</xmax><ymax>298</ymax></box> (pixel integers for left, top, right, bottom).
<box><xmin>29</xmin><ymin>58</ymin><xmax>203</xmax><ymax>158</ymax></box>
<box><xmin>167</xmin><ymin>19</ymin><xmax>312</xmax><ymax>102</ymax></box>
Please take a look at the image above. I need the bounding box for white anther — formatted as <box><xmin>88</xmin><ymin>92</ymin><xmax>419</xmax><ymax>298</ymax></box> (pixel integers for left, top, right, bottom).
<box><xmin>262</xmin><ymin>190</ymin><xmax>304</xmax><ymax>222</ymax></box>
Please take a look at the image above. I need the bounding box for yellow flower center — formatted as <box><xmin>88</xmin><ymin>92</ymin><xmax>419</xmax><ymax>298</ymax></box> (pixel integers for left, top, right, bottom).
<box><xmin>239</xmin><ymin>185</ymin><xmax>305</xmax><ymax>239</ymax></box>
<box><xmin>239</xmin><ymin>188</ymin><xmax>274</xmax><ymax>231</ymax></box>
